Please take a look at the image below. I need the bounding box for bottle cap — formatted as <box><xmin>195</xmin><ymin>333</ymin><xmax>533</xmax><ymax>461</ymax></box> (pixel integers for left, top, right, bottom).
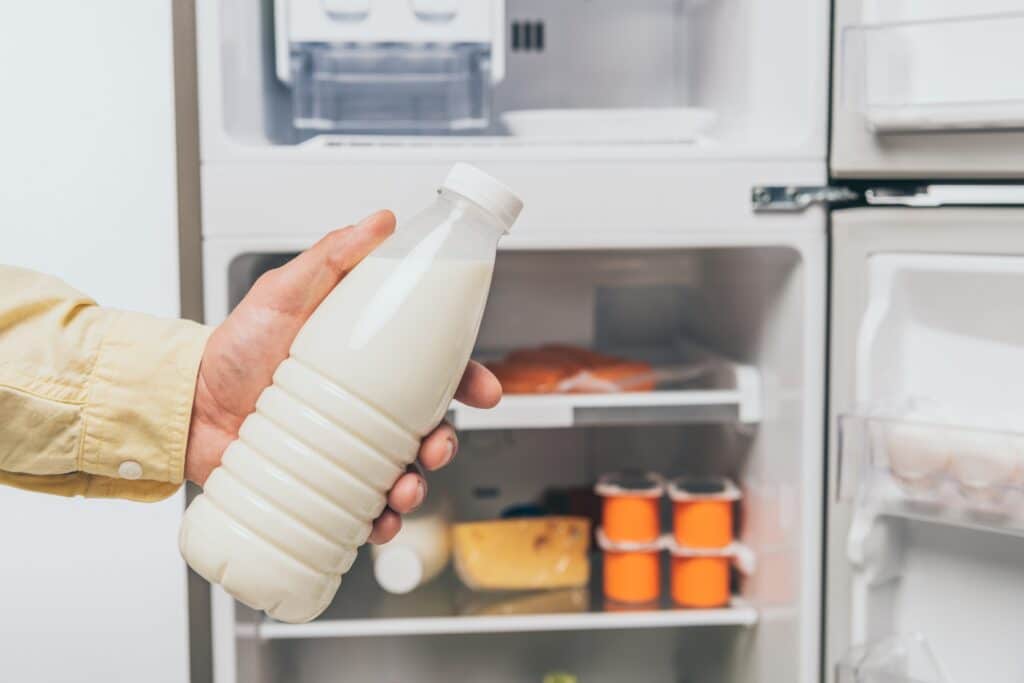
<box><xmin>441</xmin><ymin>163</ymin><xmax>523</xmax><ymax>232</ymax></box>
<box><xmin>374</xmin><ymin>546</ymin><xmax>424</xmax><ymax>595</ymax></box>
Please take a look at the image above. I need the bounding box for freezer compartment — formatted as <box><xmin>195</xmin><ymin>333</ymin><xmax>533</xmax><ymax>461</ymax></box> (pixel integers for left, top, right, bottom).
<box><xmin>202</xmin><ymin>0</ymin><xmax>823</xmax><ymax>151</ymax></box>
<box><xmin>841</xmin><ymin>12</ymin><xmax>1024</xmax><ymax>133</ymax></box>
<box><xmin>838</xmin><ymin>411</ymin><xmax>1024</xmax><ymax>533</ymax></box>
<box><xmin>290</xmin><ymin>43</ymin><xmax>491</xmax><ymax>132</ymax></box>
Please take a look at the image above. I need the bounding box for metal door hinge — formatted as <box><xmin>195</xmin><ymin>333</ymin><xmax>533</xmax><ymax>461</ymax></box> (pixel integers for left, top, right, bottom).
<box><xmin>751</xmin><ymin>185</ymin><xmax>860</xmax><ymax>212</ymax></box>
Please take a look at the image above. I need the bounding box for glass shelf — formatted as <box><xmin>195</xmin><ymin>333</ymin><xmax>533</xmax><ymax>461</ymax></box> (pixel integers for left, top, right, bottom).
<box><xmin>451</xmin><ymin>343</ymin><xmax>761</xmax><ymax>431</ymax></box>
<box><xmin>256</xmin><ymin>553</ymin><xmax>757</xmax><ymax>639</ymax></box>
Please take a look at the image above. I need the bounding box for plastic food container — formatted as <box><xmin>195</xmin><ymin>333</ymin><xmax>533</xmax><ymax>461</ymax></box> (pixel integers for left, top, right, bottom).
<box><xmin>668</xmin><ymin>477</ymin><xmax>740</xmax><ymax>548</ymax></box>
<box><xmin>290</xmin><ymin>43</ymin><xmax>491</xmax><ymax>133</ymax></box>
<box><xmin>597</xmin><ymin>529</ymin><xmax>663</xmax><ymax>604</ymax></box>
<box><xmin>668</xmin><ymin>542</ymin><xmax>733</xmax><ymax>608</ymax></box>
<box><xmin>595</xmin><ymin>471</ymin><xmax>665</xmax><ymax>543</ymax></box>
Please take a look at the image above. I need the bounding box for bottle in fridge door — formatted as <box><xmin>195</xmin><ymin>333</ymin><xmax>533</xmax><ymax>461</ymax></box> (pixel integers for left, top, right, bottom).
<box><xmin>179</xmin><ymin>164</ymin><xmax>523</xmax><ymax>623</ymax></box>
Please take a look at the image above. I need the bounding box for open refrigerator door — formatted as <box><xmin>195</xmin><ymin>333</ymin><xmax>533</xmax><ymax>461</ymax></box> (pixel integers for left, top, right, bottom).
<box><xmin>826</xmin><ymin>209</ymin><xmax>1024</xmax><ymax>683</ymax></box>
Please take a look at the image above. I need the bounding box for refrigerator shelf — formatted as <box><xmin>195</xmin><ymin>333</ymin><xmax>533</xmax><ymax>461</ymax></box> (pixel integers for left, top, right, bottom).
<box><xmin>838</xmin><ymin>412</ymin><xmax>1024</xmax><ymax>536</ymax></box>
<box><xmin>255</xmin><ymin>553</ymin><xmax>757</xmax><ymax>639</ymax></box>
<box><xmin>451</xmin><ymin>389</ymin><xmax>755</xmax><ymax>431</ymax></box>
<box><xmin>451</xmin><ymin>347</ymin><xmax>761</xmax><ymax>430</ymax></box>
<box><xmin>841</xmin><ymin>12</ymin><xmax>1024</xmax><ymax>133</ymax></box>
<box><xmin>257</xmin><ymin>599</ymin><xmax>756</xmax><ymax>639</ymax></box>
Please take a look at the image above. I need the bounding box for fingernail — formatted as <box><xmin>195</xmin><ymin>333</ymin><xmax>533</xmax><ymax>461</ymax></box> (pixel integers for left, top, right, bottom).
<box><xmin>413</xmin><ymin>480</ymin><xmax>426</xmax><ymax>508</ymax></box>
<box><xmin>441</xmin><ymin>437</ymin><xmax>457</xmax><ymax>467</ymax></box>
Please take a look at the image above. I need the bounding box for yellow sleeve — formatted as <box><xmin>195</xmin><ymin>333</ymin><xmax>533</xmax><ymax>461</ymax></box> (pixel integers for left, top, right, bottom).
<box><xmin>0</xmin><ymin>266</ymin><xmax>211</xmax><ymax>502</ymax></box>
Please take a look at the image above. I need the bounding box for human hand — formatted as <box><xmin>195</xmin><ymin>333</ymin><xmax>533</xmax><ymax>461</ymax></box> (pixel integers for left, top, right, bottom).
<box><xmin>184</xmin><ymin>211</ymin><xmax>501</xmax><ymax>543</ymax></box>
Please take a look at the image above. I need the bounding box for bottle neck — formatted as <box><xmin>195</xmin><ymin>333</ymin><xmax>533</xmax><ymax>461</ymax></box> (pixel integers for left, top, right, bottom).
<box><xmin>437</xmin><ymin>188</ymin><xmax>509</xmax><ymax>240</ymax></box>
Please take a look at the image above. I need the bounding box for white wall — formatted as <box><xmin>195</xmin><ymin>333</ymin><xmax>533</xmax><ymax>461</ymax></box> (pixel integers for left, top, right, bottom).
<box><xmin>0</xmin><ymin>2</ymin><xmax>190</xmax><ymax>682</ymax></box>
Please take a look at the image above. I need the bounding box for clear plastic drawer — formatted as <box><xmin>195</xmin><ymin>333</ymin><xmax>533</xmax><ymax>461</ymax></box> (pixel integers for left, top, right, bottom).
<box><xmin>841</xmin><ymin>12</ymin><xmax>1024</xmax><ymax>133</ymax></box>
<box><xmin>290</xmin><ymin>42</ymin><xmax>491</xmax><ymax>133</ymax></box>
<box><xmin>838</xmin><ymin>403</ymin><xmax>1024</xmax><ymax>535</ymax></box>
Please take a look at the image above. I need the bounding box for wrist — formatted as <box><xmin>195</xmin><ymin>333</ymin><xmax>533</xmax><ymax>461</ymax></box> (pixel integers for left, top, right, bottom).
<box><xmin>185</xmin><ymin>367</ymin><xmax>235</xmax><ymax>486</ymax></box>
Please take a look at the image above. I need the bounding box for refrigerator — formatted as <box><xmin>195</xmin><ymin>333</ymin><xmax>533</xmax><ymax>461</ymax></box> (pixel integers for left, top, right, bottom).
<box><xmin>192</xmin><ymin>0</ymin><xmax>1024</xmax><ymax>681</ymax></box>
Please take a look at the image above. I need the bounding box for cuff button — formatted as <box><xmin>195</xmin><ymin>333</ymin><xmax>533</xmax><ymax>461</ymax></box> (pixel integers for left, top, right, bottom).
<box><xmin>118</xmin><ymin>461</ymin><xmax>143</xmax><ymax>480</ymax></box>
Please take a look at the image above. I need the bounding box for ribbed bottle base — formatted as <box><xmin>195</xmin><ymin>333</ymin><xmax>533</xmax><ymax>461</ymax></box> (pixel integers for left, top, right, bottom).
<box><xmin>180</xmin><ymin>364</ymin><xmax>419</xmax><ymax>623</ymax></box>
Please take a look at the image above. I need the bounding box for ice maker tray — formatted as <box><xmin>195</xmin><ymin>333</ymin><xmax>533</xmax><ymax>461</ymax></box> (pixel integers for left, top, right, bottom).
<box><xmin>290</xmin><ymin>42</ymin><xmax>491</xmax><ymax>133</ymax></box>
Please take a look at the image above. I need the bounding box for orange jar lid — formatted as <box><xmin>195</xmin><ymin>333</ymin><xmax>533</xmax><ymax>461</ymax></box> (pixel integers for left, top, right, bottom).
<box><xmin>595</xmin><ymin>471</ymin><xmax>665</xmax><ymax>499</ymax></box>
<box><xmin>666</xmin><ymin>477</ymin><xmax>741</xmax><ymax>503</ymax></box>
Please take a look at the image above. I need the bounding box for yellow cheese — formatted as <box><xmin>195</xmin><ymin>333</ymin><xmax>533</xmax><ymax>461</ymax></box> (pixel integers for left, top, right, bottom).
<box><xmin>452</xmin><ymin>517</ymin><xmax>591</xmax><ymax>591</ymax></box>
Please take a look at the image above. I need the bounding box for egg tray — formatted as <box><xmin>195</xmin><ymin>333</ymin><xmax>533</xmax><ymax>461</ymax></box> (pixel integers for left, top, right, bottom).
<box><xmin>838</xmin><ymin>413</ymin><xmax>1024</xmax><ymax>530</ymax></box>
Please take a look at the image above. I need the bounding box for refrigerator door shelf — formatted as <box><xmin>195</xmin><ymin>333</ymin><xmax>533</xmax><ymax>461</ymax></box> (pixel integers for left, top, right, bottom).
<box><xmin>841</xmin><ymin>12</ymin><xmax>1024</xmax><ymax>134</ymax></box>
<box><xmin>838</xmin><ymin>412</ymin><xmax>1024</xmax><ymax>542</ymax></box>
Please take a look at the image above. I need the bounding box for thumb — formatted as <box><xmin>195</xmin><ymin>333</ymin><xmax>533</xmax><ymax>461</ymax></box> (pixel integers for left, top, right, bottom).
<box><xmin>254</xmin><ymin>210</ymin><xmax>397</xmax><ymax>317</ymax></box>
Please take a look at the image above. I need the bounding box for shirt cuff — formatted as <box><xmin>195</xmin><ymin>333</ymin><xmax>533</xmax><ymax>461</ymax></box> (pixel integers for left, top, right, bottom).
<box><xmin>0</xmin><ymin>471</ymin><xmax>182</xmax><ymax>503</ymax></box>
<box><xmin>78</xmin><ymin>310</ymin><xmax>211</xmax><ymax>500</ymax></box>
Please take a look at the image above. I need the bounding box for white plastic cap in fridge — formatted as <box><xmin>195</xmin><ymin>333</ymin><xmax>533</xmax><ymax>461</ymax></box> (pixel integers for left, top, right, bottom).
<box><xmin>374</xmin><ymin>545</ymin><xmax>425</xmax><ymax>594</ymax></box>
<box><xmin>442</xmin><ymin>163</ymin><xmax>523</xmax><ymax>232</ymax></box>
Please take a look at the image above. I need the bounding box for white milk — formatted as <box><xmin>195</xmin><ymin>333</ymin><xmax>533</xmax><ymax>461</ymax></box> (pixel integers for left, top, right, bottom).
<box><xmin>179</xmin><ymin>164</ymin><xmax>522</xmax><ymax>623</ymax></box>
<box><xmin>292</xmin><ymin>256</ymin><xmax>494</xmax><ymax>435</ymax></box>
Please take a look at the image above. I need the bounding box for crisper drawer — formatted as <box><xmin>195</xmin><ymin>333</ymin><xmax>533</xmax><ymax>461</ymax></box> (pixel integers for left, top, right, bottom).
<box><xmin>831</xmin><ymin>0</ymin><xmax>1024</xmax><ymax>178</ymax></box>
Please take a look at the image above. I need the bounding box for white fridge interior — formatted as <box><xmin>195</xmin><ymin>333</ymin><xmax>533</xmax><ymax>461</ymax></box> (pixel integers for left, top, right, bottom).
<box><xmin>208</xmin><ymin>244</ymin><xmax>824</xmax><ymax>683</ymax></box>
